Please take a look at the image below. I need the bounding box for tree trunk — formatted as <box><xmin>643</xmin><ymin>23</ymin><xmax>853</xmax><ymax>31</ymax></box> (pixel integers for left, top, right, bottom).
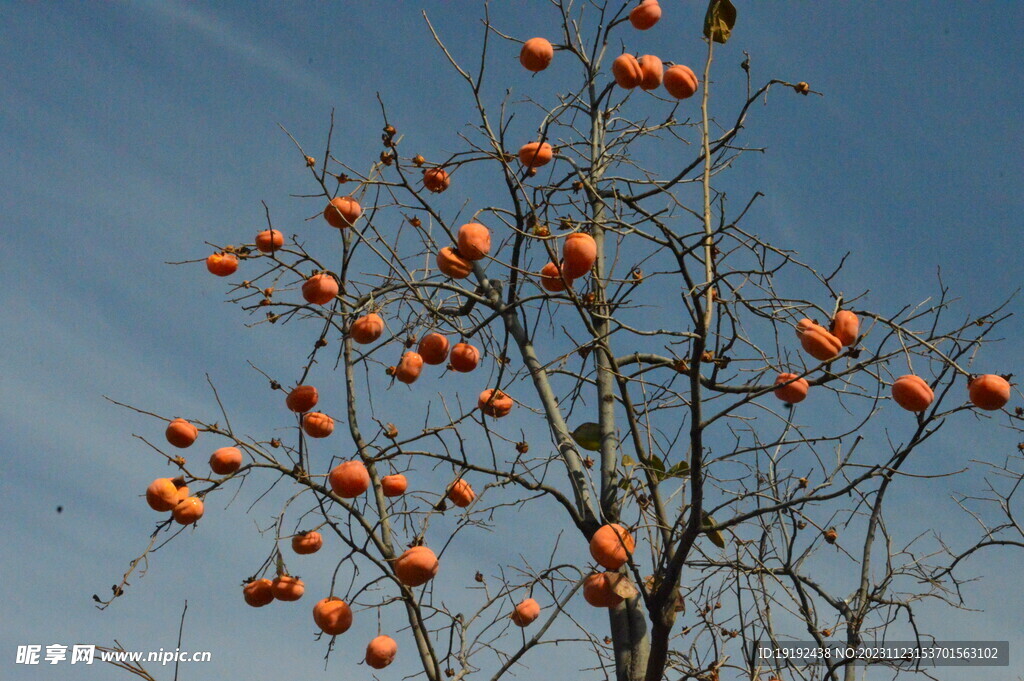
<box><xmin>610</xmin><ymin>595</ymin><xmax>651</xmax><ymax>681</ymax></box>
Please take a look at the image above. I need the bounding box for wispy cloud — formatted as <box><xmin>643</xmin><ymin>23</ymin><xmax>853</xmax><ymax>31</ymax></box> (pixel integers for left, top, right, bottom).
<box><xmin>139</xmin><ymin>0</ymin><xmax>332</xmax><ymax>96</ymax></box>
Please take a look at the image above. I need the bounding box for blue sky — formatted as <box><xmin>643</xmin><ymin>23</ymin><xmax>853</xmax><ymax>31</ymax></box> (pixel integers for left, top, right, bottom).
<box><xmin>2</xmin><ymin>1</ymin><xmax>1022</xmax><ymax>679</ymax></box>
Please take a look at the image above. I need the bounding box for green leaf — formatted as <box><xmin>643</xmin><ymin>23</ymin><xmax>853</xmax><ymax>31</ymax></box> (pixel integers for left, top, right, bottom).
<box><xmin>703</xmin><ymin>0</ymin><xmax>737</xmax><ymax>44</ymax></box>
<box><xmin>701</xmin><ymin>512</ymin><xmax>727</xmax><ymax>548</ymax></box>
<box><xmin>706</xmin><ymin>527</ymin><xmax>726</xmax><ymax>548</ymax></box>
<box><xmin>571</xmin><ymin>422</ymin><xmax>602</xmax><ymax>451</ymax></box>
<box><xmin>645</xmin><ymin>456</ymin><xmax>689</xmax><ymax>482</ymax></box>
<box><xmin>647</xmin><ymin>455</ymin><xmax>667</xmax><ymax>482</ymax></box>
<box><xmin>622</xmin><ymin>454</ymin><xmax>636</xmax><ymax>466</ymax></box>
<box><xmin>667</xmin><ymin>461</ymin><xmax>691</xmax><ymax>478</ymax></box>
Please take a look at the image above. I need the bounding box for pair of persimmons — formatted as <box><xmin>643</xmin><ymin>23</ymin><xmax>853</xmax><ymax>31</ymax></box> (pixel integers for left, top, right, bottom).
<box><xmin>775</xmin><ymin>311</ymin><xmax>1011</xmax><ymax>412</ymax></box>
<box><xmin>583</xmin><ymin>523</ymin><xmax>638</xmax><ymax>608</ymax></box>
<box><xmin>201</xmin><ymin>227</ymin><xmax>288</xmax><ymax>277</ymax></box>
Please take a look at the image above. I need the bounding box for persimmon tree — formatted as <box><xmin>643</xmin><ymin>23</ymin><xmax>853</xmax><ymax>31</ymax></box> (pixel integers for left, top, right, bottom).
<box><xmin>101</xmin><ymin>2</ymin><xmax>1019</xmax><ymax>680</ymax></box>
